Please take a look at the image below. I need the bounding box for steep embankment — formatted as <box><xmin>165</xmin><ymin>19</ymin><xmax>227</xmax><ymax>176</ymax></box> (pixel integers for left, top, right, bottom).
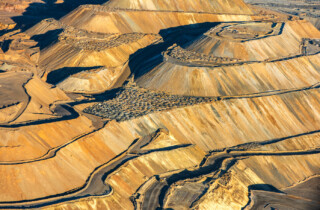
<box><xmin>41</xmin><ymin>132</ymin><xmax>320</xmax><ymax>209</ymax></box>
<box><xmin>0</xmin><ymin>114</ymin><xmax>94</xmax><ymax>162</ymax></box>
<box><xmin>1</xmin><ymin>86</ymin><xmax>320</xmax><ymax>204</ymax></box>
<box><xmin>38</xmin><ymin>31</ymin><xmax>160</xmax><ymax>71</ymax></box>
<box><xmin>41</xmin><ymin>33</ymin><xmax>160</xmax><ymax>93</ymax></box>
<box><xmin>55</xmin><ymin>66</ymin><xmax>125</xmax><ymax>94</ymax></box>
<box><xmin>0</xmin><ymin>0</ymin><xmax>319</xmax><ymax>209</ymax></box>
<box><xmin>135</xmin><ymin>20</ymin><xmax>320</xmax><ymax>96</ymax></box>
<box><xmin>22</xmin><ymin>0</ymin><xmax>278</xmax><ymax>95</ymax></box>
<box><xmin>104</xmin><ymin>0</ymin><xmax>255</xmax><ymax>14</ymax></box>
<box><xmin>136</xmin><ymin>53</ymin><xmax>320</xmax><ymax>96</ymax></box>
<box><xmin>59</xmin><ymin>5</ymin><xmax>270</xmax><ymax>34</ymax></box>
<box><xmin>24</xmin><ymin>18</ymin><xmax>161</xmax><ymax>93</ymax></box>
<box><xmin>185</xmin><ymin>20</ymin><xmax>320</xmax><ymax>61</ymax></box>
<box><xmin>87</xmin><ymin>87</ymin><xmax>320</xmax><ymax>152</ymax></box>
<box><xmin>164</xmin><ymin>154</ymin><xmax>320</xmax><ymax>210</ymax></box>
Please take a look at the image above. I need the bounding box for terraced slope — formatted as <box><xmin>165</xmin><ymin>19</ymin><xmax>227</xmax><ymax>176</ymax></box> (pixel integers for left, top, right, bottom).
<box><xmin>59</xmin><ymin>5</ymin><xmax>276</xmax><ymax>34</ymax></box>
<box><xmin>0</xmin><ymin>0</ymin><xmax>319</xmax><ymax>209</ymax></box>
<box><xmin>104</xmin><ymin>0</ymin><xmax>255</xmax><ymax>14</ymax></box>
<box><xmin>136</xmin><ymin>20</ymin><xmax>320</xmax><ymax>96</ymax></box>
<box><xmin>185</xmin><ymin>20</ymin><xmax>320</xmax><ymax>61</ymax></box>
<box><xmin>19</xmin><ymin>0</ymin><xmax>286</xmax><ymax>95</ymax></box>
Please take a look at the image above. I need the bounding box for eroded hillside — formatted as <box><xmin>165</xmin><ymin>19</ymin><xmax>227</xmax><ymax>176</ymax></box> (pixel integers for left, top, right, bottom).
<box><xmin>0</xmin><ymin>0</ymin><xmax>319</xmax><ymax>209</ymax></box>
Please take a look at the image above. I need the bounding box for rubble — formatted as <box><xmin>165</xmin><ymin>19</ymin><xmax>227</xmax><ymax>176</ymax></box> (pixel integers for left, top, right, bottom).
<box><xmin>165</xmin><ymin>44</ymin><xmax>240</xmax><ymax>65</ymax></box>
<box><xmin>84</xmin><ymin>82</ymin><xmax>215</xmax><ymax>121</ymax></box>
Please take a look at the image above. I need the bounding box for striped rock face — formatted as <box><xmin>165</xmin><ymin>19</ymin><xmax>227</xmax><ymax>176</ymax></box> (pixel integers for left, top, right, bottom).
<box><xmin>104</xmin><ymin>0</ymin><xmax>255</xmax><ymax>14</ymax></box>
<box><xmin>0</xmin><ymin>0</ymin><xmax>319</xmax><ymax>209</ymax></box>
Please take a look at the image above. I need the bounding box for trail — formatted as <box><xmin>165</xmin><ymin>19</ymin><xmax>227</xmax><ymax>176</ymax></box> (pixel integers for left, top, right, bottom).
<box><xmin>0</xmin><ymin>129</ymin><xmax>192</xmax><ymax>209</ymax></box>
<box><xmin>135</xmin><ymin>148</ymin><xmax>320</xmax><ymax>209</ymax></box>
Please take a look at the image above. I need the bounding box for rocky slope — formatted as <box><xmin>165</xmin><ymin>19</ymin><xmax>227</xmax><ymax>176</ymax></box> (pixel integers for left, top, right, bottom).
<box><xmin>0</xmin><ymin>0</ymin><xmax>319</xmax><ymax>209</ymax></box>
<box><xmin>104</xmin><ymin>0</ymin><xmax>255</xmax><ymax>14</ymax></box>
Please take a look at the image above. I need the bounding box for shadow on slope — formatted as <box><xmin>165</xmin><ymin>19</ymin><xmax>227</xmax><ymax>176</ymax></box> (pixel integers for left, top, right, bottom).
<box><xmin>248</xmin><ymin>184</ymin><xmax>284</xmax><ymax>193</ymax></box>
<box><xmin>129</xmin><ymin>22</ymin><xmax>220</xmax><ymax>79</ymax></box>
<box><xmin>0</xmin><ymin>39</ymin><xmax>12</xmax><ymax>53</ymax></box>
<box><xmin>11</xmin><ymin>0</ymin><xmax>109</xmax><ymax>30</ymax></box>
<box><xmin>31</xmin><ymin>28</ymin><xmax>63</xmax><ymax>50</ymax></box>
<box><xmin>47</xmin><ymin>66</ymin><xmax>103</xmax><ymax>85</ymax></box>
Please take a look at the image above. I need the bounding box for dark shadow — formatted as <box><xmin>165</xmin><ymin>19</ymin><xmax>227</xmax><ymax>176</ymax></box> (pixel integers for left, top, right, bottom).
<box><xmin>0</xmin><ymin>28</ymin><xmax>16</xmax><ymax>37</ymax></box>
<box><xmin>128</xmin><ymin>21</ymin><xmax>287</xmax><ymax>80</ymax></box>
<box><xmin>11</xmin><ymin>0</ymin><xmax>109</xmax><ymax>30</ymax></box>
<box><xmin>12</xmin><ymin>0</ymin><xmax>61</xmax><ymax>30</ymax></box>
<box><xmin>0</xmin><ymin>39</ymin><xmax>12</xmax><ymax>53</ymax></box>
<box><xmin>31</xmin><ymin>28</ymin><xmax>63</xmax><ymax>50</ymax></box>
<box><xmin>46</xmin><ymin>66</ymin><xmax>103</xmax><ymax>85</ymax></box>
<box><xmin>248</xmin><ymin>184</ymin><xmax>284</xmax><ymax>193</ymax></box>
<box><xmin>128</xmin><ymin>22</ymin><xmax>220</xmax><ymax>79</ymax></box>
<box><xmin>85</xmin><ymin>87</ymin><xmax>124</xmax><ymax>102</ymax></box>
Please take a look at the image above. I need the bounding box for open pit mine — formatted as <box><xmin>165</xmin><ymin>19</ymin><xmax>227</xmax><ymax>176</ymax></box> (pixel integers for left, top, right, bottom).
<box><xmin>0</xmin><ymin>0</ymin><xmax>319</xmax><ymax>209</ymax></box>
